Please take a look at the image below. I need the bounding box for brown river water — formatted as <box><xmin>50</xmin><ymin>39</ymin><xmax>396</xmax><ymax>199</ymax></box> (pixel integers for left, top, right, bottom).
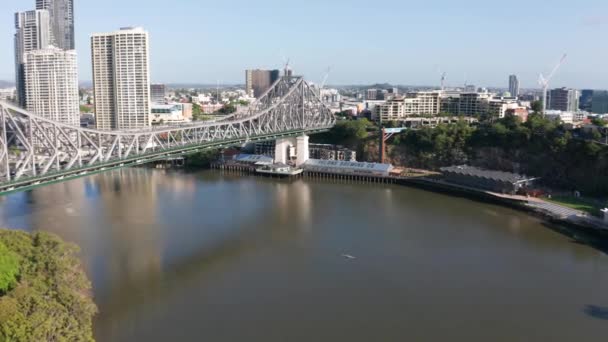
<box><xmin>0</xmin><ymin>168</ymin><xmax>607</xmax><ymax>341</ymax></box>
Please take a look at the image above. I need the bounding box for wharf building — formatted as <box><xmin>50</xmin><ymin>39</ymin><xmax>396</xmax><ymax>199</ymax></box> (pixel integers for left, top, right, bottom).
<box><xmin>441</xmin><ymin>165</ymin><xmax>537</xmax><ymax>195</ymax></box>
<box><xmin>254</xmin><ymin>141</ymin><xmax>356</xmax><ymax>162</ymax></box>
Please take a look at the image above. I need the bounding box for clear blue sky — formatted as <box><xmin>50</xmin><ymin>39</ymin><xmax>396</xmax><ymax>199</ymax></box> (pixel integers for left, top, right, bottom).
<box><xmin>2</xmin><ymin>0</ymin><xmax>608</xmax><ymax>88</ymax></box>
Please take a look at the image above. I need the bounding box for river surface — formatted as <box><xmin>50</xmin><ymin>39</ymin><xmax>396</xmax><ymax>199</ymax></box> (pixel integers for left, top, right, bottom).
<box><xmin>0</xmin><ymin>168</ymin><xmax>607</xmax><ymax>341</ymax></box>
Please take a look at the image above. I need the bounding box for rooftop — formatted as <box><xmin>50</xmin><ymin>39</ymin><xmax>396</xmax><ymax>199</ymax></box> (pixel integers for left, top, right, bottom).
<box><xmin>440</xmin><ymin>165</ymin><xmax>536</xmax><ymax>184</ymax></box>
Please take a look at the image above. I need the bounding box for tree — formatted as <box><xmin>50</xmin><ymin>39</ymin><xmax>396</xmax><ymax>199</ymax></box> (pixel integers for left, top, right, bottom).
<box><xmin>192</xmin><ymin>103</ymin><xmax>204</xmax><ymax>121</ymax></box>
<box><xmin>311</xmin><ymin>119</ymin><xmax>372</xmax><ymax>148</ymax></box>
<box><xmin>0</xmin><ymin>230</ymin><xmax>97</xmax><ymax>342</ymax></box>
<box><xmin>218</xmin><ymin>104</ymin><xmax>237</xmax><ymax>115</ymax></box>
<box><xmin>531</xmin><ymin>100</ymin><xmax>543</xmax><ymax>114</ymax></box>
<box><xmin>0</xmin><ymin>242</ymin><xmax>19</xmax><ymax>294</ymax></box>
<box><xmin>591</xmin><ymin>117</ymin><xmax>606</xmax><ymax>127</ymax></box>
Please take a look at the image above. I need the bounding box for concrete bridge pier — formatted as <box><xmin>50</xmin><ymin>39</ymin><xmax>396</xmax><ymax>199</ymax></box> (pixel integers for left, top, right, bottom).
<box><xmin>274</xmin><ymin>135</ymin><xmax>310</xmax><ymax>167</ymax></box>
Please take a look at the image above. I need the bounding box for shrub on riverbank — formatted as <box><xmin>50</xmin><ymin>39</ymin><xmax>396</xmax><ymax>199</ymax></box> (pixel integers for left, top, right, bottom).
<box><xmin>186</xmin><ymin>149</ymin><xmax>221</xmax><ymax>168</ymax></box>
<box><xmin>0</xmin><ymin>229</ymin><xmax>97</xmax><ymax>342</ymax></box>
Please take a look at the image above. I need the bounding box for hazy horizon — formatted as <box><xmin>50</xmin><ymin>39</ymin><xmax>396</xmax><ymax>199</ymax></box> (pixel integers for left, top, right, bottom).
<box><xmin>2</xmin><ymin>0</ymin><xmax>608</xmax><ymax>89</ymax></box>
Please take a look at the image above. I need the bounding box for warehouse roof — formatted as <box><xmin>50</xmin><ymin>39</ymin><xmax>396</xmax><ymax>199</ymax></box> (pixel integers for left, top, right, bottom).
<box><xmin>440</xmin><ymin>165</ymin><xmax>536</xmax><ymax>184</ymax></box>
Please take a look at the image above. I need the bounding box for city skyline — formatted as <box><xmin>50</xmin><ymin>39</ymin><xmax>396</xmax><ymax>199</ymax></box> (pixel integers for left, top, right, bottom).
<box><xmin>1</xmin><ymin>0</ymin><xmax>608</xmax><ymax>88</ymax></box>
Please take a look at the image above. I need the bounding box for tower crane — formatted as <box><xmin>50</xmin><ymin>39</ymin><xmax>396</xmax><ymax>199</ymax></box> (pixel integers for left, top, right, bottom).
<box><xmin>437</xmin><ymin>68</ymin><xmax>447</xmax><ymax>91</ymax></box>
<box><xmin>538</xmin><ymin>54</ymin><xmax>567</xmax><ymax>116</ymax></box>
<box><xmin>320</xmin><ymin>67</ymin><xmax>332</xmax><ymax>90</ymax></box>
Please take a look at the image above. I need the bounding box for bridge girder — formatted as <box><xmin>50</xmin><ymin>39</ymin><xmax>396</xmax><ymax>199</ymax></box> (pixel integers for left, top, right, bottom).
<box><xmin>0</xmin><ymin>76</ymin><xmax>335</xmax><ymax>191</ymax></box>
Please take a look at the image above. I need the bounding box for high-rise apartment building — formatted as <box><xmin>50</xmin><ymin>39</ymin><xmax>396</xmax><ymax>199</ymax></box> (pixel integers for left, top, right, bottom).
<box><xmin>24</xmin><ymin>47</ymin><xmax>79</xmax><ymax>126</ymax></box>
<box><xmin>548</xmin><ymin>88</ymin><xmax>579</xmax><ymax>112</ymax></box>
<box><xmin>509</xmin><ymin>75</ymin><xmax>520</xmax><ymax>98</ymax></box>
<box><xmin>91</xmin><ymin>27</ymin><xmax>151</xmax><ymax>130</ymax></box>
<box><xmin>36</xmin><ymin>0</ymin><xmax>75</xmax><ymax>50</ymax></box>
<box><xmin>245</xmin><ymin>69</ymin><xmax>280</xmax><ymax>98</ymax></box>
<box><xmin>150</xmin><ymin>84</ymin><xmax>166</xmax><ymax>104</ymax></box>
<box><xmin>14</xmin><ymin>10</ymin><xmax>52</xmax><ymax>107</ymax></box>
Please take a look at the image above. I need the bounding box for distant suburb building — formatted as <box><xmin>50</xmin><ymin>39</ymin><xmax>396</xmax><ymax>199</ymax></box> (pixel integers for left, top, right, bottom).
<box><xmin>91</xmin><ymin>27</ymin><xmax>151</xmax><ymax>130</ymax></box>
<box><xmin>14</xmin><ymin>10</ymin><xmax>52</xmax><ymax>107</ymax></box>
<box><xmin>245</xmin><ymin>69</ymin><xmax>280</xmax><ymax>98</ymax></box>
<box><xmin>508</xmin><ymin>75</ymin><xmax>520</xmax><ymax>98</ymax></box>
<box><xmin>24</xmin><ymin>47</ymin><xmax>79</xmax><ymax>126</ymax></box>
<box><xmin>590</xmin><ymin>90</ymin><xmax>608</xmax><ymax>114</ymax></box>
<box><xmin>150</xmin><ymin>83</ymin><xmax>166</xmax><ymax>104</ymax></box>
<box><xmin>150</xmin><ymin>103</ymin><xmax>192</xmax><ymax>125</ymax></box>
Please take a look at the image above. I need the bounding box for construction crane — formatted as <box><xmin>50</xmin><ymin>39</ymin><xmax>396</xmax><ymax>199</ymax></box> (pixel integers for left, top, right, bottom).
<box><xmin>283</xmin><ymin>57</ymin><xmax>292</xmax><ymax>77</ymax></box>
<box><xmin>319</xmin><ymin>67</ymin><xmax>332</xmax><ymax>90</ymax></box>
<box><xmin>318</xmin><ymin>67</ymin><xmax>332</xmax><ymax>102</ymax></box>
<box><xmin>437</xmin><ymin>68</ymin><xmax>447</xmax><ymax>91</ymax></box>
<box><xmin>538</xmin><ymin>54</ymin><xmax>567</xmax><ymax>116</ymax></box>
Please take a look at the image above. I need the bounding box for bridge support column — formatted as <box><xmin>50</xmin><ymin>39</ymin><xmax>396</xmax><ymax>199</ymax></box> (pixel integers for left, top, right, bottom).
<box><xmin>275</xmin><ymin>138</ymin><xmax>293</xmax><ymax>164</ymax></box>
<box><xmin>296</xmin><ymin>135</ymin><xmax>309</xmax><ymax>167</ymax></box>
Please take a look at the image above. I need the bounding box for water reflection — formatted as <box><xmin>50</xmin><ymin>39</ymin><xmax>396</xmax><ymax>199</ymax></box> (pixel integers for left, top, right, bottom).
<box><xmin>0</xmin><ymin>169</ymin><xmax>607</xmax><ymax>342</ymax></box>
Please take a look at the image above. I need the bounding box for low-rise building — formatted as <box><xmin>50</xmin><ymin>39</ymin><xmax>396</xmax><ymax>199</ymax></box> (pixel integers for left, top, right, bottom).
<box><xmin>505</xmin><ymin>107</ymin><xmax>529</xmax><ymax>122</ymax></box>
<box><xmin>151</xmin><ymin>103</ymin><xmax>191</xmax><ymax>125</ymax></box>
<box><xmin>545</xmin><ymin>110</ymin><xmax>574</xmax><ymax>124</ymax></box>
<box><xmin>309</xmin><ymin>144</ymin><xmax>357</xmax><ymax>162</ymax></box>
<box><xmin>441</xmin><ymin>165</ymin><xmax>537</xmax><ymax>194</ymax></box>
<box><xmin>303</xmin><ymin>159</ymin><xmax>393</xmax><ymax>177</ymax></box>
<box><xmin>375</xmin><ymin>91</ymin><xmax>441</xmax><ymax>122</ymax></box>
<box><xmin>0</xmin><ymin>88</ymin><xmax>16</xmax><ymax>101</ymax></box>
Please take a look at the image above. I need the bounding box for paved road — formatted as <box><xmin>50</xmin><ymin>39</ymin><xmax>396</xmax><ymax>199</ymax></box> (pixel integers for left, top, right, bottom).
<box><xmin>527</xmin><ymin>201</ymin><xmax>584</xmax><ymax>219</ymax></box>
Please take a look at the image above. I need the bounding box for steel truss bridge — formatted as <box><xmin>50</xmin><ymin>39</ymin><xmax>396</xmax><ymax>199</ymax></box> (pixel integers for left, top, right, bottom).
<box><xmin>0</xmin><ymin>76</ymin><xmax>335</xmax><ymax>194</ymax></box>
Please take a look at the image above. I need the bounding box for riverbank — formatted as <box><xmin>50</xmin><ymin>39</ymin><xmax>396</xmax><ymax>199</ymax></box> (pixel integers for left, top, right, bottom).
<box><xmin>396</xmin><ymin>176</ymin><xmax>608</xmax><ymax>240</ymax></box>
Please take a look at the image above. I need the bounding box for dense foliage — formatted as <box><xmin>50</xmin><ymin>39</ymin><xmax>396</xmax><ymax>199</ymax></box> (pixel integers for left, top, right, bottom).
<box><xmin>218</xmin><ymin>104</ymin><xmax>237</xmax><ymax>115</ymax></box>
<box><xmin>311</xmin><ymin>119</ymin><xmax>373</xmax><ymax>149</ymax></box>
<box><xmin>0</xmin><ymin>243</ymin><xmax>18</xmax><ymax>294</ymax></box>
<box><xmin>187</xmin><ymin>149</ymin><xmax>221</xmax><ymax>168</ymax></box>
<box><xmin>0</xmin><ymin>230</ymin><xmax>97</xmax><ymax>342</ymax></box>
<box><xmin>390</xmin><ymin>115</ymin><xmax>608</xmax><ymax>195</ymax></box>
<box><xmin>192</xmin><ymin>103</ymin><xmax>205</xmax><ymax>121</ymax></box>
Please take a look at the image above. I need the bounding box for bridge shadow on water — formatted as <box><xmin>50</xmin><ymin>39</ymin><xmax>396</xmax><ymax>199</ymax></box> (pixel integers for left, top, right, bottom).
<box><xmin>584</xmin><ymin>305</ymin><xmax>608</xmax><ymax>320</ymax></box>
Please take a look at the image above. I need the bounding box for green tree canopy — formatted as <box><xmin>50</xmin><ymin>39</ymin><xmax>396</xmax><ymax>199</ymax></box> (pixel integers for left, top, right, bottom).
<box><xmin>0</xmin><ymin>242</ymin><xmax>19</xmax><ymax>294</ymax></box>
<box><xmin>0</xmin><ymin>230</ymin><xmax>97</xmax><ymax>342</ymax></box>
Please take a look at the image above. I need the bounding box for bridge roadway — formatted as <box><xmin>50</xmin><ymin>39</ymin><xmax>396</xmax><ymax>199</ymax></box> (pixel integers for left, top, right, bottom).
<box><xmin>0</xmin><ymin>76</ymin><xmax>335</xmax><ymax>195</ymax></box>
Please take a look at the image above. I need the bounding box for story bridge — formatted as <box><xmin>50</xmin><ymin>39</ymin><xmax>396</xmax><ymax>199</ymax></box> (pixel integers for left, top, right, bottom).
<box><xmin>0</xmin><ymin>76</ymin><xmax>336</xmax><ymax>194</ymax></box>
